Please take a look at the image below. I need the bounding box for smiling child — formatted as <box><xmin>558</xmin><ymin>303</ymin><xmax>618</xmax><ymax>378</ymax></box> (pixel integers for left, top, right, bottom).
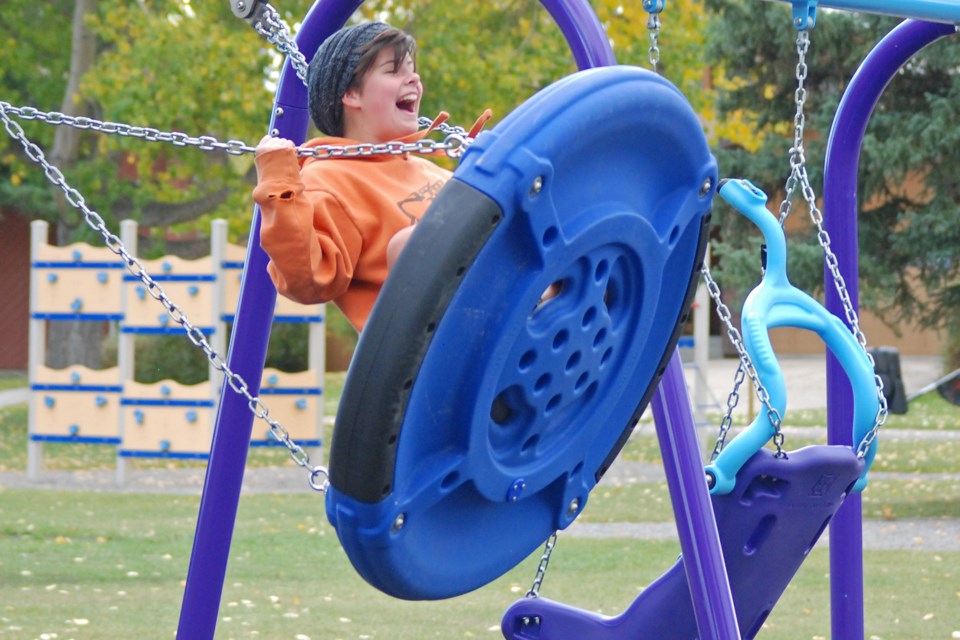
<box><xmin>253</xmin><ymin>22</ymin><xmax>488</xmax><ymax>332</ymax></box>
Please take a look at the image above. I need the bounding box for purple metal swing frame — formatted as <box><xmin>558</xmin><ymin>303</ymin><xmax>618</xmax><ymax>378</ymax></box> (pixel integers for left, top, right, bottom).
<box><xmin>175</xmin><ymin>1</ymin><xmax>957</xmax><ymax>636</ymax></box>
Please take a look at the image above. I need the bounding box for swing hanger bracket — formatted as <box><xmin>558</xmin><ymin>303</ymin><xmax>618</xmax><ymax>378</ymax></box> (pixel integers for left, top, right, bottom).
<box><xmin>643</xmin><ymin>0</ymin><xmax>665</xmax><ymax>14</ymax></box>
<box><xmin>791</xmin><ymin>0</ymin><xmax>818</xmax><ymax>30</ymax></box>
<box><xmin>230</xmin><ymin>0</ymin><xmax>268</xmax><ymax>24</ymax></box>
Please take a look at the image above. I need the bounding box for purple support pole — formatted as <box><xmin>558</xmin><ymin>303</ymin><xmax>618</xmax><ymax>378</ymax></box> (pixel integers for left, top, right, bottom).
<box><xmin>176</xmin><ymin>1</ymin><xmax>360</xmax><ymax>638</ymax></box>
<box><xmin>652</xmin><ymin>352</ymin><xmax>741</xmax><ymax>640</ymax></box>
<box><xmin>538</xmin><ymin>2</ymin><xmax>739</xmax><ymax>634</ymax></box>
<box><xmin>822</xmin><ymin>19</ymin><xmax>956</xmax><ymax>639</ymax></box>
<box><xmin>540</xmin><ymin>0</ymin><xmax>618</xmax><ymax>69</ymax></box>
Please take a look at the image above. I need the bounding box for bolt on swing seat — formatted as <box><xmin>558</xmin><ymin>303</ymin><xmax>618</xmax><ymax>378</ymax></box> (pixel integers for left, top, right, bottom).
<box><xmin>324</xmin><ymin>64</ymin><xmax>718</xmax><ymax>600</ymax></box>
<box><xmin>502</xmin><ymin>179</ymin><xmax>880</xmax><ymax>639</ymax></box>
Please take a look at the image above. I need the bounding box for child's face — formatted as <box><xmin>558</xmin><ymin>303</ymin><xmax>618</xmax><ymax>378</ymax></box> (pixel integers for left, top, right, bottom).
<box><xmin>342</xmin><ymin>48</ymin><xmax>422</xmax><ymax>143</ymax></box>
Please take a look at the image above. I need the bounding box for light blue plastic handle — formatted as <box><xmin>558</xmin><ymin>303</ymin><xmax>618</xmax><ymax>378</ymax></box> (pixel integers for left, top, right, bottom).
<box><xmin>705</xmin><ymin>179</ymin><xmax>879</xmax><ymax>494</ymax></box>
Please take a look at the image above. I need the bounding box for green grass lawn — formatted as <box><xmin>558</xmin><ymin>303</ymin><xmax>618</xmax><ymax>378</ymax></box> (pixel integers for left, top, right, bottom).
<box><xmin>0</xmin><ymin>372</ymin><xmax>27</xmax><ymax>392</ymax></box>
<box><xmin>759</xmin><ymin>392</ymin><xmax>958</xmax><ymax>430</ymax></box>
<box><xmin>1</xmin><ymin>489</ymin><xmax>958</xmax><ymax>640</ymax></box>
<box><xmin>1</xmin><ymin>379</ymin><xmax>958</xmax><ymax>638</ymax></box>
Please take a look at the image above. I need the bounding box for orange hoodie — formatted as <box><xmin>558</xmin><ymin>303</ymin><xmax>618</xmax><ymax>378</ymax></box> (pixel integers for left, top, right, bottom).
<box><xmin>253</xmin><ymin>117</ymin><xmax>461</xmax><ymax>333</ymax></box>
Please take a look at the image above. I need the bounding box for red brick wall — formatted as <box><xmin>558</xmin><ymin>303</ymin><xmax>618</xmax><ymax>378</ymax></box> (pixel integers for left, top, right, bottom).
<box><xmin>0</xmin><ymin>210</ymin><xmax>31</xmax><ymax>371</ymax></box>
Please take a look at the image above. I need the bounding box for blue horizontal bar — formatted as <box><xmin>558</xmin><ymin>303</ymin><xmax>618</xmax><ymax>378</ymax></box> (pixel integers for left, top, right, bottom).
<box><xmin>221</xmin><ymin>261</ymin><xmax>246</xmax><ymax>270</ymax></box>
<box><xmin>259</xmin><ymin>387</ymin><xmax>323</xmax><ymax>396</ymax></box>
<box><xmin>220</xmin><ymin>314</ymin><xmax>323</xmax><ymax>324</ymax></box>
<box><xmin>121</xmin><ymin>398</ymin><xmax>215</xmax><ymax>407</ymax></box>
<box><xmin>31</xmin><ymin>384</ymin><xmax>124</xmax><ymax>393</ymax></box>
<box><xmin>249</xmin><ymin>439</ymin><xmax>322</xmax><ymax>448</ymax></box>
<box><xmin>764</xmin><ymin>0</ymin><xmax>960</xmax><ymax>23</ymax></box>
<box><xmin>119</xmin><ymin>450</ymin><xmax>210</xmax><ymax>460</ymax></box>
<box><xmin>30</xmin><ymin>434</ymin><xmax>121</xmax><ymax>445</ymax></box>
<box><xmin>677</xmin><ymin>336</ymin><xmax>695</xmax><ymax>349</ymax></box>
<box><xmin>275</xmin><ymin>314</ymin><xmax>324</xmax><ymax>323</ymax></box>
<box><xmin>32</xmin><ymin>313</ymin><xmax>124</xmax><ymax>321</ymax></box>
<box><xmin>32</xmin><ymin>261</ymin><xmax>124</xmax><ymax>269</ymax></box>
<box><xmin>120</xmin><ymin>327</ymin><xmax>215</xmax><ymax>335</ymax></box>
<box><xmin>123</xmin><ymin>274</ymin><xmax>216</xmax><ymax>282</ymax></box>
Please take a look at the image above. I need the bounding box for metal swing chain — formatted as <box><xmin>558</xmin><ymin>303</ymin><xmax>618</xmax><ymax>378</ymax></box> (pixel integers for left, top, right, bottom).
<box><xmin>778</xmin><ymin>30</ymin><xmax>890</xmax><ymax>458</ymax></box>
<box><xmin>778</xmin><ymin>30</ymin><xmax>811</xmax><ymax>226</ymax></box>
<box><xmin>642</xmin><ymin>0</ymin><xmax>664</xmax><ymax>73</ymax></box>
<box><xmin>701</xmin><ymin>265</ymin><xmax>787</xmax><ymax>458</ymax></box>
<box><xmin>0</xmin><ymin>104</ymin><xmax>331</xmax><ymax>493</ymax></box>
<box><xmin>0</xmin><ymin>102</ymin><xmax>472</xmax><ymax>160</ymax></box>
<box><xmin>525</xmin><ymin>532</ymin><xmax>558</xmax><ymax>598</ymax></box>
<box><xmin>647</xmin><ymin>12</ymin><xmax>662</xmax><ymax>73</ymax></box>
<box><xmin>645</xmin><ymin>0</ymin><xmax>783</xmax><ymax>458</ymax></box>
<box><xmin>246</xmin><ymin>1</ymin><xmax>310</xmax><ymax>85</ymax></box>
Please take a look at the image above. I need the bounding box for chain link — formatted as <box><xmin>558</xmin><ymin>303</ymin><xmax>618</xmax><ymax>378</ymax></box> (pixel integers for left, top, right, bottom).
<box><xmin>776</xmin><ymin>30</ymin><xmax>889</xmax><ymax>458</ymax></box>
<box><xmin>525</xmin><ymin>532</ymin><xmax>558</xmax><ymax>598</ymax></box>
<box><xmin>0</xmin><ymin>103</ymin><xmax>331</xmax><ymax>492</ymax></box>
<box><xmin>701</xmin><ymin>266</ymin><xmax>786</xmax><ymax>458</ymax></box>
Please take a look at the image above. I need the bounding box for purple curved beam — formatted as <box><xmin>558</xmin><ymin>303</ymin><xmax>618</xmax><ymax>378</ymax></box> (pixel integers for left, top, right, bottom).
<box><xmin>822</xmin><ymin>19</ymin><xmax>956</xmax><ymax>639</ymax></box>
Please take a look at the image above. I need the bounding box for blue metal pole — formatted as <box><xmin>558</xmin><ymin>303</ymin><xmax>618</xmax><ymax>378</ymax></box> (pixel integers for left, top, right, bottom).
<box><xmin>822</xmin><ymin>19</ymin><xmax>956</xmax><ymax>640</ymax></box>
<box><xmin>652</xmin><ymin>352</ymin><xmax>742</xmax><ymax>640</ymax></box>
<box><xmin>176</xmin><ymin>2</ymin><xmax>359</xmax><ymax>638</ymax></box>
<box><xmin>764</xmin><ymin>0</ymin><xmax>960</xmax><ymax>24</ymax></box>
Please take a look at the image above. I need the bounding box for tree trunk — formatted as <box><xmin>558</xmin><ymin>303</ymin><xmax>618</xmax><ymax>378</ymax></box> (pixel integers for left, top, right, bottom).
<box><xmin>46</xmin><ymin>0</ymin><xmax>103</xmax><ymax>370</ymax></box>
<box><xmin>50</xmin><ymin>0</ymin><xmax>97</xmax><ymax>190</ymax></box>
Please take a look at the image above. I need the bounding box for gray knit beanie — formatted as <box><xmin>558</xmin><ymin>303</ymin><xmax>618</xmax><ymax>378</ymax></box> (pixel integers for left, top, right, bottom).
<box><xmin>307</xmin><ymin>22</ymin><xmax>391</xmax><ymax>137</ymax></box>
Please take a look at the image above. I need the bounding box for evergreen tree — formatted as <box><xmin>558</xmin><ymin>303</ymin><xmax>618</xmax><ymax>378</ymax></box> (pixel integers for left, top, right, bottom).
<box><xmin>705</xmin><ymin>2</ymin><xmax>960</xmax><ymax>367</ymax></box>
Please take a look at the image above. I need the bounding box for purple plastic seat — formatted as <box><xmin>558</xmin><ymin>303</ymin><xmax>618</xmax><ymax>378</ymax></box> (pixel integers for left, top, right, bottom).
<box><xmin>502</xmin><ymin>445</ymin><xmax>863</xmax><ymax>640</ymax></box>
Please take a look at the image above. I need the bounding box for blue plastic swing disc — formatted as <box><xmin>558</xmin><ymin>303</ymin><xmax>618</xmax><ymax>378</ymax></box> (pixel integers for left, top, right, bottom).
<box><xmin>326</xmin><ymin>65</ymin><xmax>718</xmax><ymax>600</ymax></box>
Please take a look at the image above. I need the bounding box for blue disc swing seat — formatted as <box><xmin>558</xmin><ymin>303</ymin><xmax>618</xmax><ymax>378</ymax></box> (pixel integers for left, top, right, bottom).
<box><xmin>325</xmin><ymin>64</ymin><xmax>719</xmax><ymax>600</ymax></box>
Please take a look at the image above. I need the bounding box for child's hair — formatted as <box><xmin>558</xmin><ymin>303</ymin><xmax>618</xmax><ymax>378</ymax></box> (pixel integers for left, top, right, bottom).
<box><xmin>307</xmin><ymin>22</ymin><xmax>417</xmax><ymax>137</ymax></box>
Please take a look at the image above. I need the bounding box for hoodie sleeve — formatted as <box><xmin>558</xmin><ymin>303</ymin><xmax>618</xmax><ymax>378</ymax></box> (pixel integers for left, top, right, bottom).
<box><xmin>253</xmin><ymin>147</ymin><xmax>362</xmax><ymax>305</ymax></box>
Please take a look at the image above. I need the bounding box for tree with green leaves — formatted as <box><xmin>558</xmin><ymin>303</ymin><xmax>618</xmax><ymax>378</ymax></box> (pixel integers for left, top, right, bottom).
<box><xmin>3</xmin><ymin>0</ymin><xmax>315</xmax><ymax>366</ymax></box>
<box><xmin>5</xmin><ymin>0</ymin><xmax>716</xmax><ymax>368</ymax></box>
<box><xmin>704</xmin><ymin>2</ymin><xmax>960</xmax><ymax>368</ymax></box>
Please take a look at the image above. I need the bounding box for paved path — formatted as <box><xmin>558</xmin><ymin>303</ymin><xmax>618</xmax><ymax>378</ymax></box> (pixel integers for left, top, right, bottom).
<box><xmin>683</xmin><ymin>354</ymin><xmax>946</xmax><ymax>412</ymax></box>
<box><xmin>565</xmin><ymin>518</ymin><xmax>960</xmax><ymax>551</ymax></box>
<box><xmin>3</xmin><ymin>458</ymin><xmax>958</xmax><ymax>551</ymax></box>
<box><xmin>0</xmin><ymin>387</ymin><xmax>28</xmax><ymax>408</ymax></box>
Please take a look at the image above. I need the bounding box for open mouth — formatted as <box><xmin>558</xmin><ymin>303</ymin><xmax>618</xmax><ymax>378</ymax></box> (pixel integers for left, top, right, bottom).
<box><xmin>396</xmin><ymin>96</ymin><xmax>418</xmax><ymax>113</ymax></box>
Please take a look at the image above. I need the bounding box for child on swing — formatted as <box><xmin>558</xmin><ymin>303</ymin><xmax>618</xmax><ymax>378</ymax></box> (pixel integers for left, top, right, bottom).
<box><xmin>253</xmin><ymin>22</ymin><xmax>490</xmax><ymax>332</ymax></box>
